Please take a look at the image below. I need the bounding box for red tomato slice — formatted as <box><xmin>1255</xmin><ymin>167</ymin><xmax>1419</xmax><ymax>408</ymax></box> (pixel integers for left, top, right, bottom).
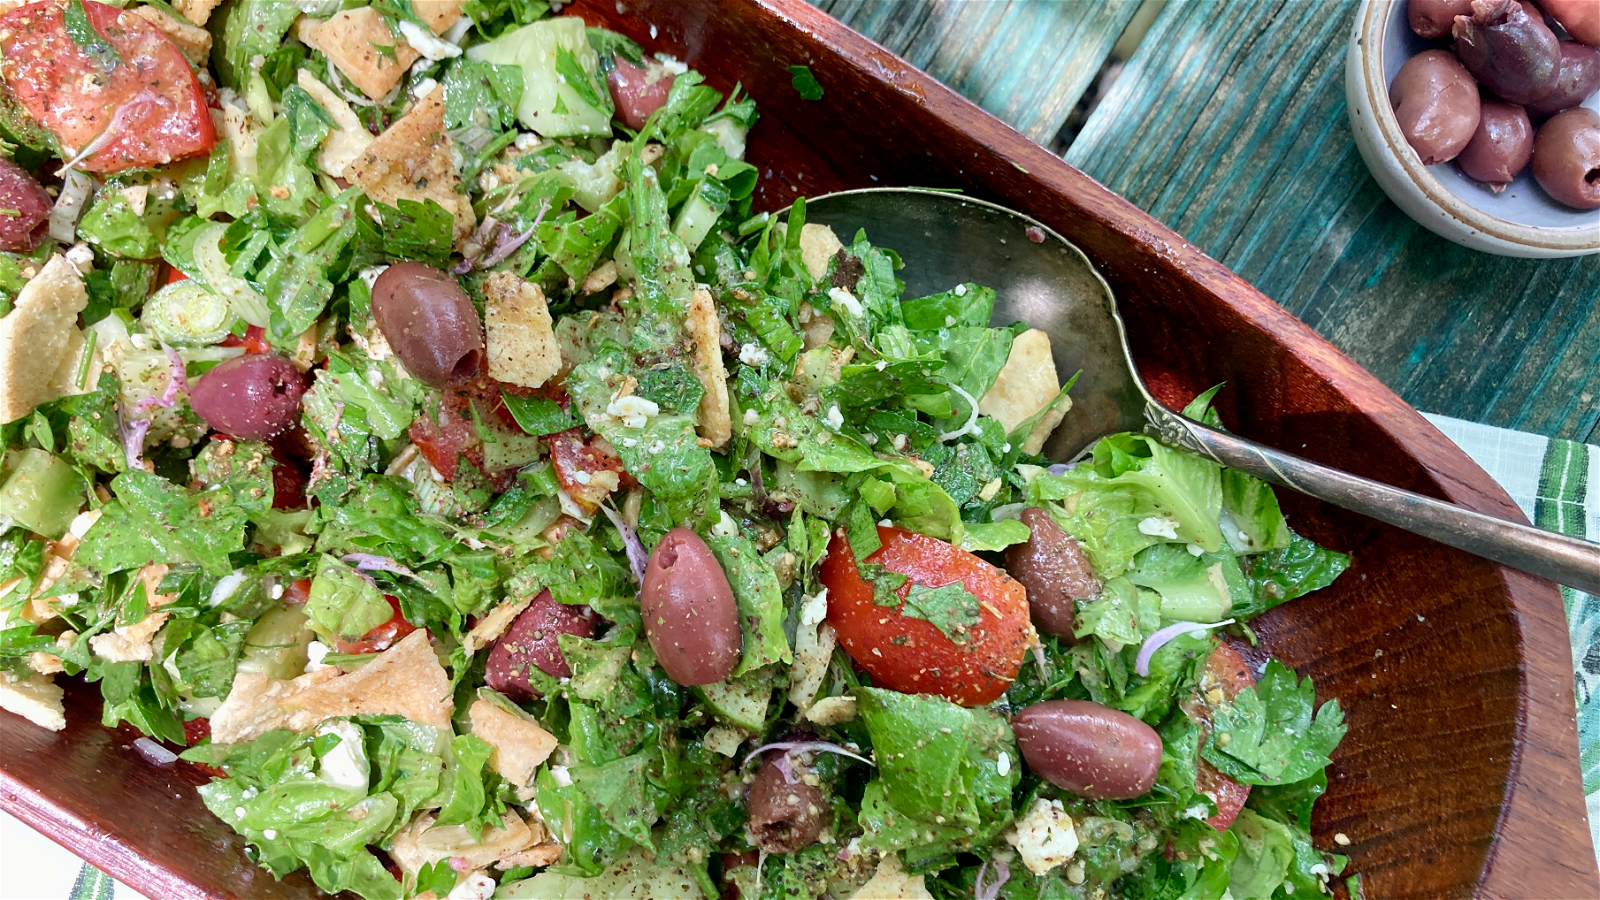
<box><xmin>220</xmin><ymin>325</ymin><xmax>271</xmax><ymax>355</ymax></box>
<box><xmin>281</xmin><ymin>578</ymin><xmax>312</xmax><ymax>606</ymax></box>
<box><xmin>549</xmin><ymin>428</ymin><xmax>626</xmax><ymax>514</ymax></box>
<box><xmin>408</xmin><ymin>390</ymin><xmax>480</xmax><ymax>481</ymax></box>
<box><xmin>1188</xmin><ymin>641</ymin><xmax>1255</xmax><ymax>831</ymax></box>
<box><xmin>821</xmin><ymin>526</ymin><xmax>1032</xmax><ymax>707</ymax></box>
<box><xmin>336</xmin><ymin>595</ymin><xmax>417</xmax><ymax>654</ymax></box>
<box><xmin>0</xmin><ymin>1</ymin><xmax>216</xmax><ymax>173</ymax></box>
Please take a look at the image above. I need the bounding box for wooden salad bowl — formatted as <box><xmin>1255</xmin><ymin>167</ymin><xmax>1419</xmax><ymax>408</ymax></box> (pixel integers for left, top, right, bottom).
<box><xmin>3</xmin><ymin>1</ymin><xmax>1594</xmax><ymax>897</ymax></box>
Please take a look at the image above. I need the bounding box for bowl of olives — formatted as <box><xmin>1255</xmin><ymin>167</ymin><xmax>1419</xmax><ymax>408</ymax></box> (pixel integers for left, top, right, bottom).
<box><xmin>1346</xmin><ymin>0</ymin><xmax>1600</xmax><ymax>257</ymax></box>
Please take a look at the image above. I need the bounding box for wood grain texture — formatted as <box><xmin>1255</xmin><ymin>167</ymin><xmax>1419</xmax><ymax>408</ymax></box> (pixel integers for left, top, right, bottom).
<box><xmin>1065</xmin><ymin>0</ymin><xmax>1600</xmax><ymax>444</ymax></box>
<box><xmin>1</xmin><ymin>1</ymin><xmax>1593</xmax><ymax>898</ymax></box>
<box><xmin>811</xmin><ymin>0</ymin><xmax>1140</xmax><ymax>143</ymax></box>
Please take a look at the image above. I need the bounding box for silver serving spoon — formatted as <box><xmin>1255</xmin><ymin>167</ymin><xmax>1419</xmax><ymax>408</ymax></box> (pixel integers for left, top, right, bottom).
<box><xmin>800</xmin><ymin>188</ymin><xmax>1600</xmax><ymax>594</ymax></box>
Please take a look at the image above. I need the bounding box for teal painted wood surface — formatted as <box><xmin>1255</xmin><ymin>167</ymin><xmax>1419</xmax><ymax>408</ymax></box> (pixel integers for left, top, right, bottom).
<box><xmin>812</xmin><ymin>0</ymin><xmax>1141</xmax><ymax>143</ymax></box>
<box><xmin>1062</xmin><ymin>0</ymin><xmax>1600</xmax><ymax>443</ymax></box>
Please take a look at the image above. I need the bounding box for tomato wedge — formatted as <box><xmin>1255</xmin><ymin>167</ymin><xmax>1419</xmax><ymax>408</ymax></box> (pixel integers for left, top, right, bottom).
<box><xmin>821</xmin><ymin>526</ymin><xmax>1032</xmax><ymax>706</ymax></box>
<box><xmin>0</xmin><ymin>1</ymin><xmax>216</xmax><ymax>172</ymax></box>
<box><xmin>1186</xmin><ymin>641</ymin><xmax>1255</xmax><ymax>831</ymax></box>
<box><xmin>336</xmin><ymin>594</ymin><xmax>417</xmax><ymax>654</ymax></box>
<box><xmin>549</xmin><ymin>428</ymin><xmax>626</xmax><ymax>514</ymax></box>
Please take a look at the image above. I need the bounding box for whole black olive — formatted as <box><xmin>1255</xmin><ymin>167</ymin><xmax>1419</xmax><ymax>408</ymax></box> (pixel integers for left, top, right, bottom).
<box><xmin>189</xmin><ymin>355</ymin><xmax>307</xmax><ymax>440</ymax></box>
<box><xmin>1453</xmin><ymin>0</ymin><xmax>1562</xmax><ymax>105</ymax></box>
<box><xmin>370</xmin><ymin>263</ymin><xmax>484</xmax><ymax>388</ymax></box>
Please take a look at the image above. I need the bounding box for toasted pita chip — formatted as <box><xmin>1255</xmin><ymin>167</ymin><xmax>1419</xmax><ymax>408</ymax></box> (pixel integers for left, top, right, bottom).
<box><xmin>0</xmin><ymin>672</ymin><xmax>66</xmax><ymax>731</ymax></box>
<box><xmin>210</xmin><ymin>630</ymin><xmax>450</xmax><ymax>743</ymax></box>
<box><xmin>469</xmin><ymin>699</ymin><xmax>558</xmax><ymax>791</ymax></box>
<box><xmin>389</xmin><ymin>810</ymin><xmax>540</xmax><ymax>877</ymax></box>
<box><xmin>686</xmin><ymin>288</ymin><xmax>730</xmax><ymax>449</ymax></box>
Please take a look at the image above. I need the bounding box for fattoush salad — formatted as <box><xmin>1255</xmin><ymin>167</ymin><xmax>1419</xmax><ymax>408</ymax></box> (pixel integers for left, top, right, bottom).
<box><xmin>0</xmin><ymin>1</ymin><xmax>1357</xmax><ymax>898</ymax></box>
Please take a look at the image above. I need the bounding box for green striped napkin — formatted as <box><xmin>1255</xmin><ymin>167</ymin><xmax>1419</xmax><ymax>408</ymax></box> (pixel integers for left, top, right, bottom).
<box><xmin>27</xmin><ymin>415</ymin><xmax>1600</xmax><ymax>897</ymax></box>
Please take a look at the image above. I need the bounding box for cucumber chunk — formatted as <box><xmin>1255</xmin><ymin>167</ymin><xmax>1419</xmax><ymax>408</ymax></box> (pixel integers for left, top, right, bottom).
<box><xmin>694</xmin><ymin>669</ymin><xmax>772</xmax><ymax>732</ymax></box>
<box><xmin>467</xmin><ymin>17</ymin><xmax>614</xmax><ymax>138</ymax></box>
<box><xmin>236</xmin><ymin>604</ymin><xmax>313</xmax><ymax>680</ymax></box>
<box><xmin>0</xmin><ymin>449</ymin><xmax>87</xmax><ymax>540</ymax></box>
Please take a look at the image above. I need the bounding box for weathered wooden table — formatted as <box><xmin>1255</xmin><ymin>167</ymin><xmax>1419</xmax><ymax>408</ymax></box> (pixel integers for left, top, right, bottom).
<box><xmin>815</xmin><ymin>0</ymin><xmax>1600</xmax><ymax>443</ymax></box>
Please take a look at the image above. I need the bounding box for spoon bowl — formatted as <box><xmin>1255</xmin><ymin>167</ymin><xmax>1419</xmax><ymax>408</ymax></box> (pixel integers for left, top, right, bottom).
<box><xmin>800</xmin><ymin>187</ymin><xmax>1600</xmax><ymax>594</ymax></box>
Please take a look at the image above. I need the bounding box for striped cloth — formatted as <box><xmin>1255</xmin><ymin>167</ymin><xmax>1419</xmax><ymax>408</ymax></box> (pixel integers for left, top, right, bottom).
<box><xmin>1422</xmin><ymin>413</ymin><xmax>1600</xmax><ymax>864</ymax></box>
<box><xmin>4</xmin><ymin>416</ymin><xmax>1595</xmax><ymax>898</ymax></box>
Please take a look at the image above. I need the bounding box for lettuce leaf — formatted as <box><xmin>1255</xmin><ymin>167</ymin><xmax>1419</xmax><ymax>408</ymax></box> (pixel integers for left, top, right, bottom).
<box><xmin>77</xmin><ymin>470</ymin><xmax>249</xmax><ymax>576</ymax></box>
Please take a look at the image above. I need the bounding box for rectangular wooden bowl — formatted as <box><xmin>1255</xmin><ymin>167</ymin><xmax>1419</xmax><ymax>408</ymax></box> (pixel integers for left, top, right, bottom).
<box><xmin>4</xmin><ymin>1</ymin><xmax>1596</xmax><ymax>897</ymax></box>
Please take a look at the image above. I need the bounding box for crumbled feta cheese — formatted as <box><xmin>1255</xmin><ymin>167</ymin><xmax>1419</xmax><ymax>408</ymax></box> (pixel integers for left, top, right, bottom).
<box><xmin>1187</xmin><ymin>543</ymin><xmax>1206</xmax><ymax>557</ymax></box>
<box><xmin>208</xmin><ymin>571</ymin><xmax>249</xmax><ymax>608</ymax></box>
<box><xmin>824</xmin><ymin>404</ymin><xmax>844</xmax><ymax>430</ymax></box>
<box><xmin>711</xmin><ymin>510</ymin><xmax>739</xmax><ymax>537</ymax></box>
<box><xmin>954</xmin><ymin>284</ymin><xmax>968</xmax><ymax>297</ymax></box>
<box><xmin>1137</xmin><ymin>516</ymin><xmax>1180</xmax><ymax>540</ymax></box>
<box><xmin>304</xmin><ymin>640</ymin><xmax>331</xmax><ymax>673</ymax></box>
<box><xmin>606</xmin><ymin>394</ymin><xmax>660</xmax><ymax>429</ymax></box>
<box><xmin>997</xmin><ymin>751</ymin><xmax>1010</xmax><ymax>776</ymax></box>
<box><xmin>743</xmin><ymin>408</ymin><xmax>760</xmax><ymax>426</ymax></box>
<box><xmin>409</xmin><ymin>76</ymin><xmax>438</xmax><ymax>101</ymax></box>
<box><xmin>738</xmin><ymin>342</ymin><xmax>769</xmax><ymax>367</ymax></box>
<box><xmin>572</xmin><ymin>469</ymin><xmax>591</xmax><ymax>485</ymax></box>
<box><xmin>1005</xmin><ymin>798</ymin><xmax>1079</xmax><ymax>875</ymax></box>
<box><xmin>235</xmin><ymin>807</ymin><xmax>247</xmax><ymax>819</ymax></box>
<box><xmin>945</xmin><ymin>315</ymin><xmax>957</xmax><ymax>327</ymax></box>
<box><xmin>513</xmin><ymin>132</ymin><xmax>542</xmax><ymax>151</ymax></box>
<box><xmin>396</xmin><ymin>19</ymin><xmax>461</xmax><ymax>60</ymax></box>
<box><xmin>315</xmin><ymin>720</ymin><xmax>369</xmax><ymax>793</ymax></box>
<box><xmin>447</xmin><ymin>871</ymin><xmax>496</xmax><ymax>900</ymax></box>
<box><xmin>549</xmin><ymin>765</ymin><xmax>573</xmax><ymax>787</ymax></box>
<box><xmin>827</xmin><ymin>287</ymin><xmax>864</xmax><ymax>319</ymax></box>
<box><xmin>357</xmin><ymin>265</ymin><xmax>389</xmax><ymax>290</ymax></box>
<box><xmin>269</xmin><ymin>582</ymin><xmax>285</xmax><ymax>600</ymax></box>
<box><xmin>262</xmin><ymin>829</ymin><xmax>277</xmax><ymax>840</ymax></box>
<box><xmin>65</xmin><ymin>242</ymin><xmax>94</xmax><ymax>273</ymax></box>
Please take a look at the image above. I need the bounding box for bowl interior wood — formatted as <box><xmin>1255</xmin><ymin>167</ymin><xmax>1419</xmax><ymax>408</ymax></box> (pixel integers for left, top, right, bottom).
<box><xmin>4</xmin><ymin>2</ymin><xmax>1595</xmax><ymax>898</ymax></box>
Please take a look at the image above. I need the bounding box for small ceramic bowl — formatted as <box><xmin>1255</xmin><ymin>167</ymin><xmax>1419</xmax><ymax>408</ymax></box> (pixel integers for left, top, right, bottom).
<box><xmin>1346</xmin><ymin>0</ymin><xmax>1600</xmax><ymax>258</ymax></box>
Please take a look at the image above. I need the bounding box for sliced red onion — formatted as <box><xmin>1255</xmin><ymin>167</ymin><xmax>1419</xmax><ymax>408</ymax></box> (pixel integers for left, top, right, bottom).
<box><xmin>448</xmin><ymin>855</ymin><xmax>473</xmax><ymax>873</ymax></box>
<box><xmin>937</xmin><ymin>383</ymin><xmax>981</xmax><ymax>442</ymax></box>
<box><xmin>49</xmin><ymin>170</ymin><xmax>95</xmax><ymax>243</ymax></box>
<box><xmin>1046</xmin><ymin>462</ymin><xmax>1076</xmax><ymax>476</ymax></box>
<box><xmin>122</xmin><ymin>416</ymin><xmax>151</xmax><ymax>470</ymax></box>
<box><xmin>975</xmin><ymin>855</ymin><xmax>1011</xmax><ymax>900</ymax></box>
<box><xmin>132</xmin><ymin>345</ymin><xmax>187</xmax><ymax>415</ymax></box>
<box><xmin>475</xmin><ymin>199</ymin><xmax>549</xmax><ymax>270</ymax></box>
<box><xmin>1134</xmin><ymin>619</ymin><xmax>1235</xmax><ymax>677</ymax></box>
<box><xmin>133</xmin><ymin>737</ymin><xmax>178</xmax><ymax>766</ymax></box>
<box><xmin>742</xmin><ymin>740</ymin><xmax>874</xmax><ymax>770</ymax></box>
<box><xmin>598</xmin><ymin>503</ymin><xmax>647</xmax><ymax>584</ymax></box>
<box><xmin>341</xmin><ymin>553</ymin><xmax>414</xmax><ymax>578</ymax></box>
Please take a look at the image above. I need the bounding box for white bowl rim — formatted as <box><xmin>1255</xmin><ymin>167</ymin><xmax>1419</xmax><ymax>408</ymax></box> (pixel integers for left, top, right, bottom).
<box><xmin>1354</xmin><ymin>0</ymin><xmax>1600</xmax><ymax>253</ymax></box>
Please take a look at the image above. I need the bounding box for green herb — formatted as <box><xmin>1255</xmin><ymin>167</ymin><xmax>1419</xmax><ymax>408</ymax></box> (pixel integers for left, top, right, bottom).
<box><xmin>64</xmin><ymin>0</ymin><xmax>120</xmax><ymax>72</ymax></box>
<box><xmin>1202</xmin><ymin>660</ymin><xmax>1347</xmax><ymax>786</ymax></box>
<box><xmin>900</xmin><ymin>582</ymin><xmax>981</xmax><ymax>644</ymax></box>
<box><xmin>787</xmin><ymin>64</ymin><xmax>823</xmax><ymax>100</ymax></box>
<box><xmin>442</xmin><ymin>59</ymin><xmax>525</xmax><ymax>131</ymax></box>
<box><xmin>556</xmin><ymin>46</ymin><xmax>607</xmax><ymax>110</ymax></box>
<box><xmin>500</xmin><ymin>393</ymin><xmax>581</xmax><ymax>436</ymax></box>
<box><xmin>368</xmin><ymin>41</ymin><xmax>398</xmax><ymax>63</ymax></box>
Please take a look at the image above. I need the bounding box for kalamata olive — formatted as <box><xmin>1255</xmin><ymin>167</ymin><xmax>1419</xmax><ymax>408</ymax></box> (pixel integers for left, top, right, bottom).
<box><xmin>1004</xmin><ymin>508</ymin><xmax>1099</xmax><ymax>641</ymax></box>
<box><xmin>1013</xmin><ymin>699</ymin><xmax>1162</xmax><ymax>800</ymax></box>
<box><xmin>484</xmin><ymin>589</ymin><xmax>598</xmax><ymax>701</ymax></box>
<box><xmin>1391</xmin><ymin>50</ymin><xmax>1482</xmax><ymax>164</ymax></box>
<box><xmin>640</xmin><ymin>527</ymin><xmax>741</xmax><ymax>686</ymax></box>
<box><xmin>1454</xmin><ymin>0</ymin><xmax>1562</xmax><ymax>104</ymax></box>
<box><xmin>370</xmin><ymin>262</ymin><xmax>483</xmax><ymax>388</ymax></box>
<box><xmin>1409</xmin><ymin>0</ymin><xmax>1474</xmax><ymax>38</ymax></box>
<box><xmin>1457</xmin><ymin>99</ymin><xmax>1534</xmax><ymax>188</ymax></box>
<box><xmin>189</xmin><ymin>354</ymin><xmax>307</xmax><ymax>440</ymax></box>
<box><xmin>607</xmin><ymin>57</ymin><xmax>675</xmax><ymax>131</ymax></box>
<box><xmin>0</xmin><ymin>158</ymin><xmax>52</xmax><ymax>253</ymax></box>
<box><xmin>1540</xmin><ymin>0</ymin><xmax>1600</xmax><ymax>46</ymax></box>
<box><xmin>1532</xmin><ymin>107</ymin><xmax>1600</xmax><ymax>208</ymax></box>
<box><xmin>1526</xmin><ymin>42</ymin><xmax>1600</xmax><ymax>116</ymax></box>
<box><xmin>746</xmin><ymin>751</ymin><xmax>827</xmax><ymax>853</ymax></box>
